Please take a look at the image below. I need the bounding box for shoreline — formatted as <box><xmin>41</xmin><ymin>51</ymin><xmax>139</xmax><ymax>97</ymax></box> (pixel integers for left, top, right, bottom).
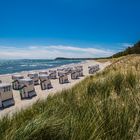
<box><xmin>0</xmin><ymin>60</ymin><xmax>111</xmax><ymax>118</ymax></box>
<box><xmin>0</xmin><ymin>60</ymin><xmax>85</xmax><ymax>77</ymax></box>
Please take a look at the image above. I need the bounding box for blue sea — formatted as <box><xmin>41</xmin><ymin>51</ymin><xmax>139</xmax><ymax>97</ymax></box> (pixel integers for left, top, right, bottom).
<box><xmin>0</xmin><ymin>59</ymin><xmax>82</xmax><ymax>75</ymax></box>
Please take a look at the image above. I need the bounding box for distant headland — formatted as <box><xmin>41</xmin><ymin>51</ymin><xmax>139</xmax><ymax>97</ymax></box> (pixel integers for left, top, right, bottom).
<box><xmin>55</xmin><ymin>57</ymin><xmax>107</xmax><ymax>60</ymax></box>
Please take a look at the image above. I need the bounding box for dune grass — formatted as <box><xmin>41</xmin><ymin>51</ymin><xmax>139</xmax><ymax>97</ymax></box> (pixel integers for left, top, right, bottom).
<box><xmin>0</xmin><ymin>55</ymin><xmax>140</xmax><ymax>140</ymax></box>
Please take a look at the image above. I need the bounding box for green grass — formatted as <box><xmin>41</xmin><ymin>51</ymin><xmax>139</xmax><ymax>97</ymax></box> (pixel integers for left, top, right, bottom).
<box><xmin>0</xmin><ymin>55</ymin><xmax>140</xmax><ymax>140</ymax></box>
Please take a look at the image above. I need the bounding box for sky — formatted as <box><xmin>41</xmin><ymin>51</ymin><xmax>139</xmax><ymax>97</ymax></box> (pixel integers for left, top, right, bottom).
<box><xmin>0</xmin><ymin>0</ymin><xmax>140</xmax><ymax>59</ymax></box>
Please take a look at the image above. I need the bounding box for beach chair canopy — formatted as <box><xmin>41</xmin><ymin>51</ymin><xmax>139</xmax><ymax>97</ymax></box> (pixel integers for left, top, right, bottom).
<box><xmin>39</xmin><ymin>71</ymin><xmax>48</xmax><ymax>75</ymax></box>
<box><xmin>12</xmin><ymin>75</ymin><xmax>24</xmax><ymax>80</ymax></box>
<box><xmin>88</xmin><ymin>64</ymin><xmax>99</xmax><ymax>69</ymax></box>
<box><xmin>58</xmin><ymin>71</ymin><xmax>68</xmax><ymax>76</ymax></box>
<box><xmin>57</xmin><ymin>68</ymin><xmax>65</xmax><ymax>71</ymax></box>
<box><xmin>0</xmin><ymin>83</ymin><xmax>11</xmax><ymax>91</ymax></box>
<box><xmin>49</xmin><ymin>70</ymin><xmax>56</xmax><ymax>73</ymax></box>
<box><xmin>28</xmin><ymin>73</ymin><xmax>38</xmax><ymax>78</ymax></box>
<box><xmin>39</xmin><ymin>74</ymin><xmax>50</xmax><ymax>80</ymax></box>
<box><xmin>19</xmin><ymin>78</ymin><xmax>34</xmax><ymax>86</ymax></box>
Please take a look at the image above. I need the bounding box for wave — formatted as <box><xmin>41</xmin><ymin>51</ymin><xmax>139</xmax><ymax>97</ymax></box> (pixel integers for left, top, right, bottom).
<box><xmin>0</xmin><ymin>59</ymin><xmax>82</xmax><ymax>75</ymax></box>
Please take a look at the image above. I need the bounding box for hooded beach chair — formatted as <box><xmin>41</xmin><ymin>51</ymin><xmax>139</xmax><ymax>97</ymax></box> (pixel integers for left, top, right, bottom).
<box><xmin>12</xmin><ymin>75</ymin><xmax>24</xmax><ymax>90</ymax></box>
<box><xmin>19</xmin><ymin>78</ymin><xmax>36</xmax><ymax>99</ymax></box>
<box><xmin>39</xmin><ymin>74</ymin><xmax>52</xmax><ymax>90</ymax></box>
<box><xmin>88</xmin><ymin>64</ymin><xmax>100</xmax><ymax>74</ymax></box>
<box><xmin>64</xmin><ymin>67</ymin><xmax>73</xmax><ymax>74</ymax></box>
<box><xmin>0</xmin><ymin>83</ymin><xmax>15</xmax><ymax>108</ymax></box>
<box><xmin>57</xmin><ymin>68</ymin><xmax>65</xmax><ymax>72</ymax></box>
<box><xmin>59</xmin><ymin>72</ymin><xmax>69</xmax><ymax>84</ymax></box>
<box><xmin>49</xmin><ymin>70</ymin><xmax>57</xmax><ymax>79</ymax></box>
<box><xmin>28</xmin><ymin>73</ymin><xmax>39</xmax><ymax>85</ymax></box>
<box><xmin>88</xmin><ymin>66</ymin><xmax>96</xmax><ymax>74</ymax></box>
<box><xmin>39</xmin><ymin>71</ymin><xmax>48</xmax><ymax>75</ymax></box>
<box><xmin>75</xmin><ymin>66</ymin><xmax>84</xmax><ymax>77</ymax></box>
<box><xmin>71</xmin><ymin>70</ymin><xmax>79</xmax><ymax>80</ymax></box>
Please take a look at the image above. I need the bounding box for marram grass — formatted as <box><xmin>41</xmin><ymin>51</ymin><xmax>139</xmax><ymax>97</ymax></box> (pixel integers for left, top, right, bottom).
<box><xmin>0</xmin><ymin>55</ymin><xmax>140</xmax><ymax>140</ymax></box>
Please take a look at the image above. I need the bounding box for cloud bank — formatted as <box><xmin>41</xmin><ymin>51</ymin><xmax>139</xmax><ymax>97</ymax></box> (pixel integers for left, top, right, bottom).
<box><xmin>0</xmin><ymin>45</ymin><xmax>115</xmax><ymax>59</ymax></box>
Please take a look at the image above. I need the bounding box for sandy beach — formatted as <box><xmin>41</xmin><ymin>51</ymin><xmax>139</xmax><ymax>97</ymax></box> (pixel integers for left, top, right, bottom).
<box><xmin>0</xmin><ymin>60</ymin><xmax>110</xmax><ymax>118</ymax></box>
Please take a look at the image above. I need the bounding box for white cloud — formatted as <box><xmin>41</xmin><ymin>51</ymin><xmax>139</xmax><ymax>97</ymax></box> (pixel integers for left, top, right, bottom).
<box><xmin>120</xmin><ymin>43</ymin><xmax>132</xmax><ymax>47</ymax></box>
<box><xmin>0</xmin><ymin>45</ymin><xmax>115</xmax><ymax>59</ymax></box>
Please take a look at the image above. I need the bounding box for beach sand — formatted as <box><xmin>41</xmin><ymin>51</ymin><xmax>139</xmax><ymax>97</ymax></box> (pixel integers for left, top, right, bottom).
<box><xmin>0</xmin><ymin>60</ymin><xmax>111</xmax><ymax>118</ymax></box>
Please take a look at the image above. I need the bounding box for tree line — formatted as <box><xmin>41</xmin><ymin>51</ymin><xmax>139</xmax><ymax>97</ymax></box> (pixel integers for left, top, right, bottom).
<box><xmin>112</xmin><ymin>41</ymin><xmax>140</xmax><ymax>58</ymax></box>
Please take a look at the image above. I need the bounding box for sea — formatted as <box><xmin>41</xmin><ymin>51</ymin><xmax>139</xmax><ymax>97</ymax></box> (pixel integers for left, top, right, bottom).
<box><xmin>0</xmin><ymin>59</ymin><xmax>82</xmax><ymax>75</ymax></box>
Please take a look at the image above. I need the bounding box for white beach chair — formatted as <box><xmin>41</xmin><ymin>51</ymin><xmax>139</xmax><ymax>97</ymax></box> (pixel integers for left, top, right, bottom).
<box><xmin>0</xmin><ymin>83</ymin><xmax>15</xmax><ymax>108</ymax></box>
<box><xmin>57</xmin><ymin>68</ymin><xmax>65</xmax><ymax>71</ymax></box>
<box><xmin>64</xmin><ymin>67</ymin><xmax>73</xmax><ymax>74</ymax></box>
<box><xmin>75</xmin><ymin>66</ymin><xmax>84</xmax><ymax>77</ymax></box>
<box><xmin>39</xmin><ymin>71</ymin><xmax>48</xmax><ymax>75</ymax></box>
<box><xmin>39</xmin><ymin>74</ymin><xmax>53</xmax><ymax>90</ymax></box>
<box><xmin>88</xmin><ymin>64</ymin><xmax>100</xmax><ymax>74</ymax></box>
<box><xmin>59</xmin><ymin>73</ymin><xmax>69</xmax><ymax>84</ymax></box>
<box><xmin>12</xmin><ymin>75</ymin><xmax>24</xmax><ymax>90</ymax></box>
<box><xmin>88</xmin><ymin>66</ymin><xmax>96</xmax><ymax>74</ymax></box>
<box><xmin>28</xmin><ymin>73</ymin><xmax>39</xmax><ymax>85</ymax></box>
<box><xmin>49</xmin><ymin>70</ymin><xmax>57</xmax><ymax>79</ymax></box>
<box><xmin>94</xmin><ymin>64</ymin><xmax>100</xmax><ymax>72</ymax></box>
<box><xmin>71</xmin><ymin>70</ymin><xmax>79</xmax><ymax>79</ymax></box>
<box><xmin>19</xmin><ymin>78</ymin><xmax>36</xmax><ymax>99</ymax></box>
<box><xmin>58</xmin><ymin>71</ymin><xmax>64</xmax><ymax>77</ymax></box>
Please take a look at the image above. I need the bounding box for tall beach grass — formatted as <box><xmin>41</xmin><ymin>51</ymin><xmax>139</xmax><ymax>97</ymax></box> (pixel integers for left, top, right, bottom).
<box><xmin>0</xmin><ymin>55</ymin><xmax>140</xmax><ymax>140</ymax></box>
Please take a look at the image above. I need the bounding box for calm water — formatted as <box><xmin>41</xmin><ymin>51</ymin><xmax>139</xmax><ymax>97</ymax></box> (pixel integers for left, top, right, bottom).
<box><xmin>0</xmin><ymin>59</ymin><xmax>82</xmax><ymax>75</ymax></box>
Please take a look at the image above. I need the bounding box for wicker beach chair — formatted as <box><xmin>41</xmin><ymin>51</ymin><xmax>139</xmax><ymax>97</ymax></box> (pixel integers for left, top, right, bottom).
<box><xmin>71</xmin><ymin>70</ymin><xmax>79</xmax><ymax>79</ymax></box>
<box><xmin>59</xmin><ymin>73</ymin><xmax>69</xmax><ymax>84</ymax></box>
<box><xmin>39</xmin><ymin>74</ymin><xmax>53</xmax><ymax>90</ymax></box>
<box><xmin>0</xmin><ymin>83</ymin><xmax>15</xmax><ymax>108</ymax></box>
<box><xmin>49</xmin><ymin>70</ymin><xmax>57</xmax><ymax>79</ymax></box>
<box><xmin>28</xmin><ymin>73</ymin><xmax>39</xmax><ymax>85</ymax></box>
<box><xmin>19</xmin><ymin>78</ymin><xmax>36</xmax><ymax>99</ymax></box>
<box><xmin>12</xmin><ymin>75</ymin><xmax>24</xmax><ymax>90</ymax></box>
<box><xmin>88</xmin><ymin>64</ymin><xmax>100</xmax><ymax>74</ymax></box>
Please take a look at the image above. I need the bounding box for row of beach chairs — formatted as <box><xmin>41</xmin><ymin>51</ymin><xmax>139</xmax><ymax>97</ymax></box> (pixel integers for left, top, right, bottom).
<box><xmin>0</xmin><ymin>64</ymin><xmax>99</xmax><ymax>109</ymax></box>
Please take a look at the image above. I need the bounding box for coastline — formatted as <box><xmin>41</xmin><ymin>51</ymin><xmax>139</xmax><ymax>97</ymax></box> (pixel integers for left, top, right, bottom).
<box><xmin>0</xmin><ymin>60</ymin><xmax>111</xmax><ymax>118</ymax></box>
<box><xmin>0</xmin><ymin>60</ymin><xmax>85</xmax><ymax>77</ymax></box>
<box><xmin>0</xmin><ymin>59</ymin><xmax>83</xmax><ymax>76</ymax></box>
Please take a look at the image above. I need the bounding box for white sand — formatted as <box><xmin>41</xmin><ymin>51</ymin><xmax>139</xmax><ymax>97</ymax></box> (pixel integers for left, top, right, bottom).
<box><xmin>0</xmin><ymin>60</ymin><xmax>111</xmax><ymax>118</ymax></box>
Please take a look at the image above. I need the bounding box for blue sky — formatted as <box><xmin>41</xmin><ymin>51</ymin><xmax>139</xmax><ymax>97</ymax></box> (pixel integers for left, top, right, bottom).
<box><xmin>0</xmin><ymin>0</ymin><xmax>140</xmax><ymax>59</ymax></box>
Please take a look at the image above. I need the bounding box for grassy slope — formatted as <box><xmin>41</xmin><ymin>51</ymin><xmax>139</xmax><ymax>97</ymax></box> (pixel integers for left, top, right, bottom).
<box><xmin>0</xmin><ymin>55</ymin><xmax>140</xmax><ymax>140</ymax></box>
